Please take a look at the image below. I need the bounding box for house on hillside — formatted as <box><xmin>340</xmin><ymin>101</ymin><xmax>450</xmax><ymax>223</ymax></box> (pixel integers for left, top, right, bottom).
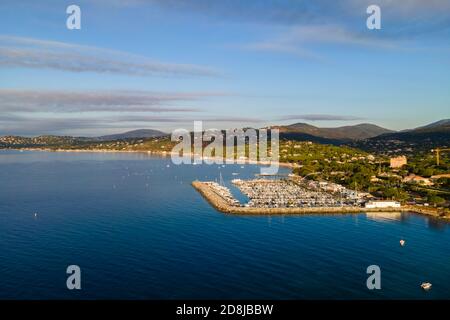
<box><xmin>402</xmin><ymin>174</ymin><xmax>433</xmax><ymax>186</ymax></box>
<box><xmin>390</xmin><ymin>156</ymin><xmax>407</xmax><ymax>168</ymax></box>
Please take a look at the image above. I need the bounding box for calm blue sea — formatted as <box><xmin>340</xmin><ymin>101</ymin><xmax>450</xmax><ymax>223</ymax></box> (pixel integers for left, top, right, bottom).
<box><xmin>0</xmin><ymin>150</ymin><xmax>449</xmax><ymax>299</ymax></box>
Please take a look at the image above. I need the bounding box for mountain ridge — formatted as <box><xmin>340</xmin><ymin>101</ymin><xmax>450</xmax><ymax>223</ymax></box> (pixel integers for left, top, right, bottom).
<box><xmin>271</xmin><ymin>122</ymin><xmax>393</xmax><ymax>140</ymax></box>
<box><xmin>1</xmin><ymin>120</ymin><xmax>448</xmax><ymax>147</ymax></box>
<box><xmin>97</xmin><ymin>129</ymin><xmax>167</xmax><ymax>141</ymax></box>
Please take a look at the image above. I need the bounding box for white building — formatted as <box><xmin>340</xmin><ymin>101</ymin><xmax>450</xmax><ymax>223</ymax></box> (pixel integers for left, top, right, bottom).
<box><xmin>365</xmin><ymin>201</ymin><xmax>401</xmax><ymax>209</ymax></box>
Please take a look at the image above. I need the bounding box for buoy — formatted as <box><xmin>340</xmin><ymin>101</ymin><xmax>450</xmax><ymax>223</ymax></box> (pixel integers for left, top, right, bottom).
<box><xmin>421</xmin><ymin>282</ymin><xmax>432</xmax><ymax>291</ymax></box>
<box><xmin>400</xmin><ymin>239</ymin><xmax>406</xmax><ymax>246</ymax></box>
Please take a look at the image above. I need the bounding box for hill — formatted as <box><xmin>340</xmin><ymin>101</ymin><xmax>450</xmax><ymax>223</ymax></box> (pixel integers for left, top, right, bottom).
<box><xmin>98</xmin><ymin>129</ymin><xmax>167</xmax><ymax>141</ymax></box>
<box><xmin>272</xmin><ymin>123</ymin><xmax>393</xmax><ymax>141</ymax></box>
<box><xmin>352</xmin><ymin>119</ymin><xmax>450</xmax><ymax>154</ymax></box>
<box><xmin>371</xmin><ymin>119</ymin><xmax>450</xmax><ymax>143</ymax></box>
<box><xmin>414</xmin><ymin>119</ymin><xmax>450</xmax><ymax>131</ymax></box>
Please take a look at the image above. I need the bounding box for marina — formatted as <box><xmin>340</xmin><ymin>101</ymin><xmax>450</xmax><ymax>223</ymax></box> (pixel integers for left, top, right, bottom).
<box><xmin>192</xmin><ymin>179</ymin><xmax>446</xmax><ymax>217</ymax></box>
<box><xmin>232</xmin><ymin>178</ymin><xmax>368</xmax><ymax>208</ymax></box>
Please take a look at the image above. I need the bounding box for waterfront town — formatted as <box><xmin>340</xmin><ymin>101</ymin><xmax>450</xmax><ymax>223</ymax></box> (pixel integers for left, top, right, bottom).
<box><xmin>191</xmin><ymin>139</ymin><xmax>449</xmax><ymax>217</ymax></box>
<box><xmin>1</xmin><ymin>128</ymin><xmax>449</xmax><ymax>215</ymax></box>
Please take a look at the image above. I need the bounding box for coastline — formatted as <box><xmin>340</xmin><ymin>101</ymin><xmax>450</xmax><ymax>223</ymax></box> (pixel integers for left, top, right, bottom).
<box><xmin>3</xmin><ymin>148</ymin><xmax>448</xmax><ymax>219</ymax></box>
<box><xmin>192</xmin><ymin>180</ymin><xmax>449</xmax><ymax>219</ymax></box>
<box><xmin>1</xmin><ymin>147</ymin><xmax>298</xmax><ymax>169</ymax></box>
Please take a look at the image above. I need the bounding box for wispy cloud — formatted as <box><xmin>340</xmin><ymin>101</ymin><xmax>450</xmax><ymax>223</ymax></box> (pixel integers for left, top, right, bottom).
<box><xmin>0</xmin><ymin>35</ymin><xmax>220</xmax><ymax>77</ymax></box>
<box><xmin>0</xmin><ymin>113</ymin><xmax>263</xmax><ymax>136</ymax></box>
<box><xmin>279</xmin><ymin>114</ymin><xmax>364</xmax><ymax>121</ymax></box>
<box><xmin>240</xmin><ymin>24</ymin><xmax>401</xmax><ymax>60</ymax></box>
<box><xmin>103</xmin><ymin>0</ymin><xmax>450</xmax><ymax>31</ymax></box>
<box><xmin>115</xmin><ymin>0</ymin><xmax>450</xmax><ymax>49</ymax></box>
<box><xmin>0</xmin><ymin>88</ymin><xmax>261</xmax><ymax>135</ymax></box>
<box><xmin>0</xmin><ymin>89</ymin><xmax>227</xmax><ymax>113</ymax></box>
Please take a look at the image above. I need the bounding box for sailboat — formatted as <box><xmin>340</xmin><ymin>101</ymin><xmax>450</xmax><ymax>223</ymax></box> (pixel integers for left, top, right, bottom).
<box><xmin>219</xmin><ymin>172</ymin><xmax>225</xmax><ymax>186</ymax></box>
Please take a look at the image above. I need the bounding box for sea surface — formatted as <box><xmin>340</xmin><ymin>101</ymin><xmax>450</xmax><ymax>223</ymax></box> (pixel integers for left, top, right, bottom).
<box><xmin>0</xmin><ymin>150</ymin><xmax>449</xmax><ymax>299</ymax></box>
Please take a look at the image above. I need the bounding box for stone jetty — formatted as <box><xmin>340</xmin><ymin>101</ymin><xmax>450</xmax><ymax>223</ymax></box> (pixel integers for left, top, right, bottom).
<box><xmin>192</xmin><ymin>180</ymin><xmax>449</xmax><ymax>218</ymax></box>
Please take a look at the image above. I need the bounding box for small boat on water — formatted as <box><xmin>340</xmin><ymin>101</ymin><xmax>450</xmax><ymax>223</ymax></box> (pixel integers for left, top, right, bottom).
<box><xmin>232</xmin><ymin>172</ymin><xmax>239</xmax><ymax>176</ymax></box>
<box><xmin>400</xmin><ymin>239</ymin><xmax>406</xmax><ymax>246</ymax></box>
<box><xmin>421</xmin><ymin>282</ymin><xmax>432</xmax><ymax>291</ymax></box>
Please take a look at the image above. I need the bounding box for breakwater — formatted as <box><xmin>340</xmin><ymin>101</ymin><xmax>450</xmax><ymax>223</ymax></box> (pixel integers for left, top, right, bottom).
<box><xmin>192</xmin><ymin>181</ymin><xmax>449</xmax><ymax>218</ymax></box>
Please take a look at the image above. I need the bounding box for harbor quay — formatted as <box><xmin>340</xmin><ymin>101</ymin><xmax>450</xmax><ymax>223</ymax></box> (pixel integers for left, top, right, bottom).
<box><xmin>191</xmin><ymin>179</ymin><xmax>447</xmax><ymax>218</ymax></box>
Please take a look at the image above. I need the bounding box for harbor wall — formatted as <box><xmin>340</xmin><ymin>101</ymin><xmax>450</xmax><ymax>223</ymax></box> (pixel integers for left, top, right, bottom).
<box><xmin>192</xmin><ymin>181</ymin><xmax>449</xmax><ymax>218</ymax></box>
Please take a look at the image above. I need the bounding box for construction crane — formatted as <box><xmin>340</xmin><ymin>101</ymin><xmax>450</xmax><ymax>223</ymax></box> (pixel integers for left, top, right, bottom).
<box><xmin>432</xmin><ymin>148</ymin><xmax>450</xmax><ymax>166</ymax></box>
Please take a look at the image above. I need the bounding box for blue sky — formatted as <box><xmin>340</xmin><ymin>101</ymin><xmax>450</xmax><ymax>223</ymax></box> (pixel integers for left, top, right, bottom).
<box><xmin>0</xmin><ymin>0</ymin><xmax>449</xmax><ymax>136</ymax></box>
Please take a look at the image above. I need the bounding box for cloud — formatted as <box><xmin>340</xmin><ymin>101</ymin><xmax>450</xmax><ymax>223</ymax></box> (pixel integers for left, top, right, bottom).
<box><xmin>278</xmin><ymin>114</ymin><xmax>364</xmax><ymax>121</ymax></box>
<box><xmin>0</xmin><ymin>35</ymin><xmax>219</xmax><ymax>77</ymax></box>
<box><xmin>0</xmin><ymin>113</ymin><xmax>263</xmax><ymax>136</ymax></box>
<box><xmin>93</xmin><ymin>0</ymin><xmax>327</xmax><ymax>25</ymax></box>
<box><xmin>0</xmin><ymin>116</ymin><xmax>116</xmax><ymax>135</ymax></box>
<box><xmin>101</xmin><ymin>0</ymin><xmax>450</xmax><ymax>29</ymax></box>
<box><xmin>0</xmin><ymin>89</ymin><xmax>228</xmax><ymax>113</ymax></box>
<box><xmin>240</xmin><ymin>24</ymin><xmax>402</xmax><ymax>59</ymax></box>
<box><xmin>104</xmin><ymin>0</ymin><xmax>450</xmax><ymax>44</ymax></box>
<box><xmin>0</xmin><ymin>88</ymin><xmax>261</xmax><ymax>135</ymax></box>
<box><xmin>241</xmin><ymin>41</ymin><xmax>326</xmax><ymax>61</ymax></box>
<box><xmin>346</xmin><ymin>0</ymin><xmax>450</xmax><ymax>17</ymax></box>
<box><xmin>281</xmin><ymin>25</ymin><xmax>396</xmax><ymax>48</ymax></box>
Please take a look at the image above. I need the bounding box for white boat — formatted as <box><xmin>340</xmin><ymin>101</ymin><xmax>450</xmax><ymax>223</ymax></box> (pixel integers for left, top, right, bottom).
<box><xmin>400</xmin><ymin>239</ymin><xmax>405</xmax><ymax>246</ymax></box>
<box><xmin>421</xmin><ymin>282</ymin><xmax>432</xmax><ymax>290</ymax></box>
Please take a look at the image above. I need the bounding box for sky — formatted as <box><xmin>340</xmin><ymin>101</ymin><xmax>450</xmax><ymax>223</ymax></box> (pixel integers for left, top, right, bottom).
<box><xmin>0</xmin><ymin>0</ymin><xmax>449</xmax><ymax>136</ymax></box>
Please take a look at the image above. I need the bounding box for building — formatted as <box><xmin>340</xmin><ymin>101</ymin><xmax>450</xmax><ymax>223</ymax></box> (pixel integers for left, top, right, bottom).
<box><xmin>365</xmin><ymin>201</ymin><xmax>401</xmax><ymax>209</ymax></box>
<box><xmin>431</xmin><ymin>174</ymin><xmax>450</xmax><ymax>180</ymax></box>
<box><xmin>370</xmin><ymin>176</ymin><xmax>382</xmax><ymax>183</ymax></box>
<box><xmin>390</xmin><ymin>156</ymin><xmax>407</xmax><ymax>168</ymax></box>
<box><xmin>402</xmin><ymin>174</ymin><xmax>433</xmax><ymax>186</ymax></box>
